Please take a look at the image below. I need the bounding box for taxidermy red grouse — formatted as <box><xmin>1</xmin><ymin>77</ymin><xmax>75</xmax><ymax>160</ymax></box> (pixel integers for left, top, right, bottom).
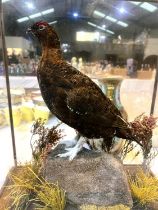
<box><xmin>27</xmin><ymin>21</ymin><xmax>154</xmax><ymax>160</ymax></box>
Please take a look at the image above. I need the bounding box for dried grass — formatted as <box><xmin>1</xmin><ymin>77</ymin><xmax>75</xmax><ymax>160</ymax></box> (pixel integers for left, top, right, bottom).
<box><xmin>2</xmin><ymin>119</ymin><xmax>66</xmax><ymax>209</ymax></box>
<box><xmin>5</xmin><ymin>166</ymin><xmax>66</xmax><ymax>210</ymax></box>
<box><xmin>128</xmin><ymin>169</ymin><xmax>158</xmax><ymax>205</ymax></box>
<box><xmin>80</xmin><ymin>204</ymin><xmax>130</xmax><ymax>210</ymax></box>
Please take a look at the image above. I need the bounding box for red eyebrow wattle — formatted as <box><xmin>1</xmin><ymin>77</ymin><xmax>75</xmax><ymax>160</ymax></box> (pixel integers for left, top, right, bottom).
<box><xmin>36</xmin><ymin>21</ymin><xmax>49</xmax><ymax>26</ymax></box>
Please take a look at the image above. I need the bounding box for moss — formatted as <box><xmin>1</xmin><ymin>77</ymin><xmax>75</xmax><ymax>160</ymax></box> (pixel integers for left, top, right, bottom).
<box><xmin>80</xmin><ymin>204</ymin><xmax>130</xmax><ymax>210</ymax></box>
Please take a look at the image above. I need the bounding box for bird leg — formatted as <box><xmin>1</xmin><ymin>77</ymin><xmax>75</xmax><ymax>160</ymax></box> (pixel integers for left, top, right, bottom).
<box><xmin>57</xmin><ymin>135</ymin><xmax>86</xmax><ymax>161</ymax></box>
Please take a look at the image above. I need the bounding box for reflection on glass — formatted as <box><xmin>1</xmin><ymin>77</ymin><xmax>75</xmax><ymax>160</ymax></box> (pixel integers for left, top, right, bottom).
<box><xmin>0</xmin><ymin>0</ymin><xmax>158</xmax><ymax>179</ymax></box>
<box><xmin>0</xmin><ymin>40</ymin><xmax>14</xmax><ymax>190</ymax></box>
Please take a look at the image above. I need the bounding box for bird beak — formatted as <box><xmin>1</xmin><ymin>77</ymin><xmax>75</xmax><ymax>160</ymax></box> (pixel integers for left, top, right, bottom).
<box><xmin>26</xmin><ymin>27</ymin><xmax>37</xmax><ymax>37</ymax></box>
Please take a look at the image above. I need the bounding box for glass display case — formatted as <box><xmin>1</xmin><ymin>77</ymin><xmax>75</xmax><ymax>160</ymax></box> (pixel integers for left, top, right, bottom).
<box><xmin>0</xmin><ymin>43</ymin><xmax>14</xmax><ymax>190</ymax></box>
<box><xmin>0</xmin><ymin>0</ymin><xmax>158</xmax><ymax>194</ymax></box>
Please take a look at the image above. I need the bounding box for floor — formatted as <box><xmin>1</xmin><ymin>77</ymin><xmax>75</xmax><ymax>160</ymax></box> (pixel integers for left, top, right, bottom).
<box><xmin>1</xmin><ymin>78</ymin><xmax>158</xmax><ymax>190</ymax></box>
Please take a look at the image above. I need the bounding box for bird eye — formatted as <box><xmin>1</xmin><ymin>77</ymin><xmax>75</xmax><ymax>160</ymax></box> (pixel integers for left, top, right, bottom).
<box><xmin>39</xmin><ymin>25</ymin><xmax>46</xmax><ymax>31</ymax></box>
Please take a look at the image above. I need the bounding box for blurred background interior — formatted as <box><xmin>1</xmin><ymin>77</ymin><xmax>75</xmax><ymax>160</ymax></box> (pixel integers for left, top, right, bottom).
<box><xmin>0</xmin><ymin>0</ymin><xmax>158</xmax><ymax>190</ymax></box>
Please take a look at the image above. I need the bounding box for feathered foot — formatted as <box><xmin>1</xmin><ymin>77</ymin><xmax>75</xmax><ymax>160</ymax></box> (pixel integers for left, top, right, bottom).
<box><xmin>57</xmin><ymin>136</ymin><xmax>86</xmax><ymax>161</ymax></box>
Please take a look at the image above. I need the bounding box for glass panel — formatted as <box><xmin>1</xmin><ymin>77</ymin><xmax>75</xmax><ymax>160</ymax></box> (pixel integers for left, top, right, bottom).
<box><xmin>0</xmin><ymin>30</ymin><xmax>14</xmax><ymax>190</ymax></box>
<box><xmin>1</xmin><ymin>0</ymin><xmax>158</xmax><ymax>175</ymax></box>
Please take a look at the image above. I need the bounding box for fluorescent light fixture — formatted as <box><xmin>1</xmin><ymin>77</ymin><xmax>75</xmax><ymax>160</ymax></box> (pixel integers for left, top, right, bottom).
<box><xmin>88</xmin><ymin>21</ymin><xmax>96</xmax><ymax>27</ymax></box>
<box><xmin>29</xmin><ymin>13</ymin><xmax>41</xmax><ymax>19</ymax></box>
<box><xmin>97</xmin><ymin>26</ymin><xmax>106</xmax><ymax>31</ymax></box>
<box><xmin>41</xmin><ymin>8</ymin><xmax>54</xmax><ymax>15</ymax></box>
<box><xmin>25</xmin><ymin>2</ymin><xmax>35</xmax><ymax>9</ymax></box>
<box><xmin>88</xmin><ymin>22</ymin><xmax>114</xmax><ymax>35</ymax></box>
<box><xmin>49</xmin><ymin>21</ymin><xmax>57</xmax><ymax>25</ymax></box>
<box><xmin>106</xmin><ymin>29</ymin><xmax>115</xmax><ymax>34</ymax></box>
<box><xmin>73</xmin><ymin>12</ymin><xmax>78</xmax><ymax>17</ymax></box>
<box><xmin>2</xmin><ymin>0</ymin><xmax>10</xmax><ymax>2</ymax></box>
<box><xmin>129</xmin><ymin>1</ymin><xmax>141</xmax><ymax>5</ymax></box>
<box><xmin>117</xmin><ymin>21</ymin><xmax>128</xmax><ymax>27</ymax></box>
<box><xmin>106</xmin><ymin>16</ymin><xmax>117</xmax><ymax>22</ymax></box>
<box><xmin>17</xmin><ymin>17</ymin><xmax>29</xmax><ymax>23</ymax></box>
<box><xmin>140</xmin><ymin>2</ymin><xmax>157</xmax><ymax>12</ymax></box>
<box><xmin>17</xmin><ymin>8</ymin><xmax>55</xmax><ymax>23</ymax></box>
<box><xmin>93</xmin><ymin>10</ymin><xmax>105</xmax><ymax>18</ymax></box>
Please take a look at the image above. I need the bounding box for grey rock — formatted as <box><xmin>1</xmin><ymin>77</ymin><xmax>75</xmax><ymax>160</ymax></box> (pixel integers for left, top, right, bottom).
<box><xmin>44</xmin><ymin>144</ymin><xmax>133</xmax><ymax>209</ymax></box>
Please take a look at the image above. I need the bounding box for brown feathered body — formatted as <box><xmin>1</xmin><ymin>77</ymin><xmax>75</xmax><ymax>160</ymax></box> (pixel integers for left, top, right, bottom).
<box><xmin>29</xmin><ymin>22</ymin><xmax>134</xmax><ymax>150</ymax></box>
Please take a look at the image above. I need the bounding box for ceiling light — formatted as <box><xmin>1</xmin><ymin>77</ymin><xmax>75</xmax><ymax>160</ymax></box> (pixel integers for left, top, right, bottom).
<box><xmin>106</xmin><ymin>16</ymin><xmax>117</xmax><ymax>22</ymax></box>
<box><xmin>106</xmin><ymin>29</ymin><xmax>115</xmax><ymax>35</ymax></box>
<box><xmin>17</xmin><ymin>17</ymin><xmax>29</xmax><ymax>23</ymax></box>
<box><xmin>129</xmin><ymin>1</ymin><xmax>141</xmax><ymax>5</ymax></box>
<box><xmin>25</xmin><ymin>2</ymin><xmax>35</xmax><ymax>9</ymax></box>
<box><xmin>88</xmin><ymin>22</ymin><xmax>96</xmax><ymax>27</ymax></box>
<box><xmin>2</xmin><ymin>0</ymin><xmax>10</xmax><ymax>2</ymax></box>
<box><xmin>73</xmin><ymin>12</ymin><xmax>78</xmax><ymax>17</ymax></box>
<box><xmin>49</xmin><ymin>21</ymin><xmax>57</xmax><ymax>25</ymax></box>
<box><xmin>140</xmin><ymin>2</ymin><xmax>157</xmax><ymax>12</ymax></box>
<box><xmin>88</xmin><ymin>22</ymin><xmax>114</xmax><ymax>35</ymax></box>
<box><xmin>93</xmin><ymin>10</ymin><xmax>105</xmax><ymax>18</ymax></box>
<box><xmin>29</xmin><ymin>13</ymin><xmax>41</xmax><ymax>19</ymax></box>
<box><xmin>17</xmin><ymin>8</ymin><xmax>55</xmax><ymax>23</ymax></box>
<box><xmin>41</xmin><ymin>8</ymin><xmax>54</xmax><ymax>15</ymax></box>
<box><xmin>88</xmin><ymin>22</ymin><xmax>105</xmax><ymax>32</ymax></box>
<box><xmin>102</xmin><ymin>24</ymin><xmax>106</xmax><ymax>28</ymax></box>
<box><xmin>117</xmin><ymin>21</ymin><xmax>128</xmax><ymax>27</ymax></box>
<box><xmin>119</xmin><ymin>7</ymin><xmax>125</xmax><ymax>13</ymax></box>
<box><xmin>97</xmin><ymin>26</ymin><xmax>106</xmax><ymax>31</ymax></box>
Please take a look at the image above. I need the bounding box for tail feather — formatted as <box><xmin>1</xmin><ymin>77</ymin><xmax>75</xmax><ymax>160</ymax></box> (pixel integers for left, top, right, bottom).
<box><xmin>115</xmin><ymin>114</ymin><xmax>157</xmax><ymax>156</ymax></box>
<box><xmin>113</xmin><ymin>115</ymin><xmax>128</xmax><ymax>129</ymax></box>
<box><xmin>116</xmin><ymin>127</ymin><xmax>143</xmax><ymax>147</ymax></box>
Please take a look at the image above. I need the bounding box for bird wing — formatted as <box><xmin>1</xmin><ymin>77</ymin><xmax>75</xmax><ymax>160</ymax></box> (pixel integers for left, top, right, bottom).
<box><xmin>59</xmin><ymin>64</ymin><xmax>127</xmax><ymax>128</ymax></box>
<box><xmin>66</xmin><ymin>84</ymin><xmax>128</xmax><ymax>128</ymax></box>
<box><xmin>40</xmin><ymin>61</ymin><xmax>127</xmax><ymax>129</ymax></box>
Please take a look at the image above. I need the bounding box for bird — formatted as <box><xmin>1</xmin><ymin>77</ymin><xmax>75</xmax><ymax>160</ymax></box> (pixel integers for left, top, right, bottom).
<box><xmin>27</xmin><ymin>21</ymin><xmax>145</xmax><ymax>160</ymax></box>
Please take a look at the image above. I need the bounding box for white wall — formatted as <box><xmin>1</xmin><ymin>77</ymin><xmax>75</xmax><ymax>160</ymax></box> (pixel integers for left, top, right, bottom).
<box><xmin>0</xmin><ymin>36</ymin><xmax>31</xmax><ymax>51</ymax></box>
<box><xmin>144</xmin><ymin>38</ymin><xmax>158</xmax><ymax>58</ymax></box>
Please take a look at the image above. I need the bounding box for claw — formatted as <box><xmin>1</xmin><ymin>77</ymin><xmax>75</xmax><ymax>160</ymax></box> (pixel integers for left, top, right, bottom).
<box><xmin>56</xmin><ymin>148</ymin><xmax>78</xmax><ymax>161</ymax></box>
<box><xmin>56</xmin><ymin>137</ymin><xmax>86</xmax><ymax>161</ymax></box>
<box><xmin>64</xmin><ymin>147</ymin><xmax>73</xmax><ymax>151</ymax></box>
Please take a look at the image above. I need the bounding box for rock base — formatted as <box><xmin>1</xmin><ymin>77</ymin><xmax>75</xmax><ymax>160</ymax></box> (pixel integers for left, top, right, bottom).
<box><xmin>44</xmin><ymin>144</ymin><xmax>133</xmax><ymax>209</ymax></box>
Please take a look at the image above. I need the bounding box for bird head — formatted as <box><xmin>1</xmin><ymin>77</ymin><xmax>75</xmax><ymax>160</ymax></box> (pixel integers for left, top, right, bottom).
<box><xmin>27</xmin><ymin>21</ymin><xmax>60</xmax><ymax>48</ymax></box>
